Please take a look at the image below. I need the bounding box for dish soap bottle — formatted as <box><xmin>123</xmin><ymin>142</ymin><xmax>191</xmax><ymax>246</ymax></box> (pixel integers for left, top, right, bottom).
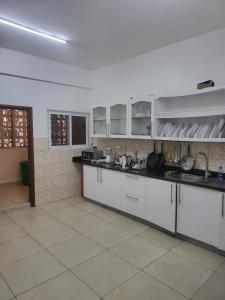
<box><xmin>217</xmin><ymin>166</ymin><xmax>224</xmax><ymax>181</ymax></box>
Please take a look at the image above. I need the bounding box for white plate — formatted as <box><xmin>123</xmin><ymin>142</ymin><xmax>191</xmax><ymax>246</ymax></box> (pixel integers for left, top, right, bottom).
<box><xmin>219</xmin><ymin>126</ymin><xmax>225</xmax><ymax>138</ymax></box>
<box><xmin>210</xmin><ymin>123</ymin><xmax>219</xmax><ymax>138</ymax></box>
<box><xmin>167</xmin><ymin>124</ymin><xmax>177</xmax><ymax>137</ymax></box>
<box><xmin>215</xmin><ymin>118</ymin><xmax>225</xmax><ymax>138</ymax></box>
<box><xmin>173</xmin><ymin>125</ymin><xmax>181</xmax><ymax>138</ymax></box>
<box><xmin>194</xmin><ymin>123</ymin><xmax>204</xmax><ymax>138</ymax></box>
<box><xmin>158</xmin><ymin>123</ymin><xmax>165</xmax><ymax>136</ymax></box>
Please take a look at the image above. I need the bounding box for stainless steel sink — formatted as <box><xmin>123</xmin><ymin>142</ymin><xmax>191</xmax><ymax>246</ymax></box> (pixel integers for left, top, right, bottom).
<box><xmin>168</xmin><ymin>173</ymin><xmax>209</xmax><ymax>183</ymax></box>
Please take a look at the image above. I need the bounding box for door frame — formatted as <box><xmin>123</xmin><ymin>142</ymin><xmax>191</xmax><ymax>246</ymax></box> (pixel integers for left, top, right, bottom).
<box><xmin>0</xmin><ymin>104</ymin><xmax>35</xmax><ymax>206</ymax></box>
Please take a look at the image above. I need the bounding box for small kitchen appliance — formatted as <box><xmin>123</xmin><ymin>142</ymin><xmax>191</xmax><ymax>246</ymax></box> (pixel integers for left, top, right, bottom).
<box><xmin>105</xmin><ymin>148</ymin><xmax>112</xmax><ymax>163</ymax></box>
<box><xmin>81</xmin><ymin>149</ymin><xmax>103</xmax><ymax>161</ymax></box>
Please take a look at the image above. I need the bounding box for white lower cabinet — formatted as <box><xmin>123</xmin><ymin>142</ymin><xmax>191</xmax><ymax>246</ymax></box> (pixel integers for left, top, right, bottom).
<box><xmin>101</xmin><ymin>168</ymin><xmax>121</xmax><ymax>209</ymax></box>
<box><xmin>146</xmin><ymin>178</ymin><xmax>176</xmax><ymax>232</ymax></box>
<box><xmin>218</xmin><ymin>192</ymin><xmax>225</xmax><ymax>250</ymax></box>
<box><xmin>83</xmin><ymin>165</ymin><xmax>102</xmax><ymax>203</ymax></box>
<box><xmin>83</xmin><ymin>165</ymin><xmax>121</xmax><ymax>209</ymax></box>
<box><xmin>177</xmin><ymin>184</ymin><xmax>221</xmax><ymax>247</ymax></box>
<box><xmin>120</xmin><ymin>173</ymin><xmax>146</xmax><ymax>219</ymax></box>
<box><xmin>84</xmin><ymin>165</ymin><xmax>225</xmax><ymax>251</ymax></box>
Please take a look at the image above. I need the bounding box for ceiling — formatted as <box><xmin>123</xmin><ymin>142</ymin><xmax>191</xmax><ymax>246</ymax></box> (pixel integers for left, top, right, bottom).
<box><xmin>1</xmin><ymin>0</ymin><xmax>225</xmax><ymax>70</ymax></box>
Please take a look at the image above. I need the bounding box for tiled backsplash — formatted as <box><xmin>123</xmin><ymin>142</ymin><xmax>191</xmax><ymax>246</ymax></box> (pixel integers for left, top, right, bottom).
<box><xmin>34</xmin><ymin>138</ymin><xmax>82</xmax><ymax>205</ymax></box>
<box><xmin>91</xmin><ymin>138</ymin><xmax>225</xmax><ymax>173</ymax></box>
<box><xmin>33</xmin><ymin>137</ymin><xmax>225</xmax><ymax>205</ymax></box>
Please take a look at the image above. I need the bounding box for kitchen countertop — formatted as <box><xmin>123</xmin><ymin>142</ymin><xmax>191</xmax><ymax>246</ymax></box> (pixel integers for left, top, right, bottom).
<box><xmin>72</xmin><ymin>156</ymin><xmax>225</xmax><ymax>192</ymax></box>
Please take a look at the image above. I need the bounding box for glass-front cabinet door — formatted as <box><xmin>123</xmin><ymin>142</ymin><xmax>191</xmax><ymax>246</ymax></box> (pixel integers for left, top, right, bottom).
<box><xmin>92</xmin><ymin>106</ymin><xmax>107</xmax><ymax>137</ymax></box>
<box><xmin>110</xmin><ymin>104</ymin><xmax>127</xmax><ymax>136</ymax></box>
<box><xmin>130</xmin><ymin>99</ymin><xmax>153</xmax><ymax>138</ymax></box>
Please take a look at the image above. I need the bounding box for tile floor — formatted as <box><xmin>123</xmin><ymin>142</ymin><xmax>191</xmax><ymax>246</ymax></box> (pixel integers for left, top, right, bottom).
<box><xmin>0</xmin><ymin>183</ymin><xmax>29</xmax><ymax>212</ymax></box>
<box><xmin>0</xmin><ymin>196</ymin><xmax>225</xmax><ymax>300</ymax></box>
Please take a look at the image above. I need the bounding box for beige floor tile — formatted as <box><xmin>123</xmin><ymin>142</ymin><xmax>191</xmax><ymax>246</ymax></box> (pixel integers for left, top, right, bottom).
<box><xmin>92</xmin><ymin>207</ymin><xmax>122</xmax><ymax>222</ymax></box>
<box><xmin>139</xmin><ymin>227</ymin><xmax>182</xmax><ymax>250</ymax></box>
<box><xmin>85</xmin><ymin>223</ymin><xmax>132</xmax><ymax>248</ymax></box>
<box><xmin>0</xmin><ymin>235</ymin><xmax>43</xmax><ymax>267</ymax></box>
<box><xmin>65</xmin><ymin>214</ymin><xmax>107</xmax><ymax>233</ymax></box>
<box><xmin>0</xmin><ymin>199</ymin><xmax>15</xmax><ymax>210</ymax></box>
<box><xmin>50</xmin><ymin>206</ymin><xmax>87</xmax><ymax>222</ymax></box>
<box><xmin>14</xmin><ymin>214</ymin><xmax>60</xmax><ymax>233</ymax></box>
<box><xmin>173</xmin><ymin>241</ymin><xmax>225</xmax><ymax>270</ymax></box>
<box><xmin>110</xmin><ymin>236</ymin><xmax>167</xmax><ymax>269</ymax></box>
<box><xmin>0</xmin><ymin>250</ymin><xmax>66</xmax><ymax>296</ymax></box>
<box><xmin>72</xmin><ymin>251</ymin><xmax>138</xmax><ymax>297</ymax></box>
<box><xmin>40</xmin><ymin>200</ymin><xmax>71</xmax><ymax>213</ymax></box>
<box><xmin>104</xmin><ymin>271</ymin><xmax>186</xmax><ymax>300</ymax></box>
<box><xmin>17</xmin><ymin>271</ymin><xmax>100</xmax><ymax>300</ymax></box>
<box><xmin>144</xmin><ymin>251</ymin><xmax>213</xmax><ymax>298</ymax></box>
<box><xmin>73</xmin><ymin>199</ymin><xmax>100</xmax><ymax>212</ymax></box>
<box><xmin>0</xmin><ymin>223</ymin><xmax>25</xmax><ymax>243</ymax></box>
<box><xmin>64</xmin><ymin>196</ymin><xmax>84</xmax><ymax>205</ymax></box>
<box><xmin>217</xmin><ymin>260</ymin><xmax>225</xmax><ymax>276</ymax></box>
<box><xmin>192</xmin><ymin>272</ymin><xmax>225</xmax><ymax>300</ymax></box>
<box><xmin>8</xmin><ymin>207</ymin><xmax>45</xmax><ymax>222</ymax></box>
<box><xmin>30</xmin><ymin>223</ymin><xmax>78</xmax><ymax>248</ymax></box>
<box><xmin>0</xmin><ymin>214</ymin><xmax>13</xmax><ymax>226</ymax></box>
<box><xmin>112</xmin><ymin>216</ymin><xmax>148</xmax><ymax>234</ymax></box>
<box><xmin>0</xmin><ymin>274</ymin><xmax>14</xmax><ymax>300</ymax></box>
<box><xmin>48</xmin><ymin>234</ymin><xmax>104</xmax><ymax>268</ymax></box>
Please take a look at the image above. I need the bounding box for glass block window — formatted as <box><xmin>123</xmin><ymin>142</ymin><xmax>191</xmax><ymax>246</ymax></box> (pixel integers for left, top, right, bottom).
<box><xmin>50</xmin><ymin>114</ymin><xmax>69</xmax><ymax>146</ymax></box>
<box><xmin>49</xmin><ymin>111</ymin><xmax>88</xmax><ymax>148</ymax></box>
<box><xmin>0</xmin><ymin>108</ymin><xmax>28</xmax><ymax>149</ymax></box>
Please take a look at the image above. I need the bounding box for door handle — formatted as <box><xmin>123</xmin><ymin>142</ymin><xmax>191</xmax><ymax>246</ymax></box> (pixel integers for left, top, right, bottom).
<box><xmin>100</xmin><ymin>168</ymin><xmax>103</xmax><ymax>183</ymax></box>
<box><xmin>97</xmin><ymin>168</ymin><xmax>99</xmax><ymax>183</ymax></box>
<box><xmin>222</xmin><ymin>193</ymin><xmax>224</xmax><ymax>217</ymax></box>
<box><xmin>171</xmin><ymin>184</ymin><xmax>173</xmax><ymax>204</ymax></box>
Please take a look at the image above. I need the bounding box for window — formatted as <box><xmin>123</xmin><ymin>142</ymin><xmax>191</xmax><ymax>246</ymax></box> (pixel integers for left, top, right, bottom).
<box><xmin>49</xmin><ymin>111</ymin><xmax>88</xmax><ymax>148</ymax></box>
<box><xmin>0</xmin><ymin>108</ymin><xmax>28</xmax><ymax>149</ymax></box>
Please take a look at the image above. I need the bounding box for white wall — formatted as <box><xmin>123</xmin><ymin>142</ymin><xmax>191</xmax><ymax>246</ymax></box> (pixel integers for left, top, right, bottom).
<box><xmin>0</xmin><ymin>48</ymin><xmax>92</xmax><ymax>137</ymax></box>
<box><xmin>92</xmin><ymin>27</ymin><xmax>225</xmax><ymax>104</ymax></box>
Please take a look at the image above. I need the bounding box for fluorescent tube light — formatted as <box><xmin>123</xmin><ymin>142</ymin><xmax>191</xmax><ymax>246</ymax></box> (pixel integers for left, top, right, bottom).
<box><xmin>0</xmin><ymin>18</ymin><xmax>67</xmax><ymax>43</ymax></box>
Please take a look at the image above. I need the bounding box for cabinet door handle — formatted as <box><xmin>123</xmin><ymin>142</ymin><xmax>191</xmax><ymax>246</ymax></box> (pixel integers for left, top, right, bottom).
<box><xmin>178</xmin><ymin>184</ymin><xmax>181</xmax><ymax>205</ymax></box>
<box><xmin>171</xmin><ymin>184</ymin><xmax>173</xmax><ymax>204</ymax></box>
<box><xmin>222</xmin><ymin>193</ymin><xmax>224</xmax><ymax>218</ymax></box>
<box><xmin>126</xmin><ymin>174</ymin><xmax>138</xmax><ymax>180</ymax></box>
<box><xmin>101</xmin><ymin>168</ymin><xmax>103</xmax><ymax>183</ymax></box>
<box><xmin>126</xmin><ymin>195</ymin><xmax>138</xmax><ymax>201</ymax></box>
<box><xmin>97</xmin><ymin>168</ymin><xmax>99</xmax><ymax>183</ymax></box>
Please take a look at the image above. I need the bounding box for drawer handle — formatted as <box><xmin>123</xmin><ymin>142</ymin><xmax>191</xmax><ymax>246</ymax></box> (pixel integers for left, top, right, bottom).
<box><xmin>125</xmin><ymin>175</ymin><xmax>138</xmax><ymax>180</ymax></box>
<box><xmin>126</xmin><ymin>195</ymin><xmax>138</xmax><ymax>201</ymax></box>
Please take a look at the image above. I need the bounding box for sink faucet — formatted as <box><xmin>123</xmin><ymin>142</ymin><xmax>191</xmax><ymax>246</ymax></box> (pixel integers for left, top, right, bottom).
<box><xmin>194</xmin><ymin>152</ymin><xmax>209</xmax><ymax>180</ymax></box>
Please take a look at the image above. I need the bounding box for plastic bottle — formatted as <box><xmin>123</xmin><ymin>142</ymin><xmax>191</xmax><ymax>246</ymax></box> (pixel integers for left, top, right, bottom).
<box><xmin>217</xmin><ymin>166</ymin><xmax>224</xmax><ymax>181</ymax></box>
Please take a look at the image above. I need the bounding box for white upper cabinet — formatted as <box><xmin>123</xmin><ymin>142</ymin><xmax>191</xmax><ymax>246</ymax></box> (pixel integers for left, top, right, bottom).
<box><xmin>129</xmin><ymin>96</ymin><xmax>154</xmax><ymax>139</ymax></box>
<box><xmin>155</xmin><ymin>86</ymin><xmax>225</xmax><ymax>142</ymax></box>
<box><xmin>92</xmin><ymin>106</ymin><xmax>108</xmax><ymax>137</ymax></box>
<box><xmin>110</xmin><ymin>104</ymin><xmax>128</xmax><ymax>137</ymax></box>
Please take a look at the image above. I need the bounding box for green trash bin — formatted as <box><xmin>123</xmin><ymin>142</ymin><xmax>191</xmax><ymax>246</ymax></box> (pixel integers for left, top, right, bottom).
<box><xmin>20</xmin><ymin>161</ymin><xmax>29</xmax><ymax>186</ymax></box>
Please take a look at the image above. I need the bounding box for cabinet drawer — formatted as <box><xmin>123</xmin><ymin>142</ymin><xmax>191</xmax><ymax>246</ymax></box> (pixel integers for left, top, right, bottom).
<box><xmin>121</xmin><ymin>191</ymin><xmax>146</xmax><ymax>219</ymax></box>
<box><xmin>120</xmin><ymin>173</ymin><xmax>145</xmax><ymax>197</ymax></box>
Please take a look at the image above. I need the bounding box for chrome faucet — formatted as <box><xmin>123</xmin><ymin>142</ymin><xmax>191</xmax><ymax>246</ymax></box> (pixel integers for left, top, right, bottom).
<box><xmin>194</xmin><ymin>152</ymin><xmax>209</xmax><ymax>180</ymax></box>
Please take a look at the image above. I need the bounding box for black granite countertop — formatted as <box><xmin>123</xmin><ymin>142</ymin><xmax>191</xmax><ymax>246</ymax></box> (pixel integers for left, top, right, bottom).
<box><xmin>72</xmin><ymin>156</ymin><xmax>225</xmax><ymax>192</ymax></box>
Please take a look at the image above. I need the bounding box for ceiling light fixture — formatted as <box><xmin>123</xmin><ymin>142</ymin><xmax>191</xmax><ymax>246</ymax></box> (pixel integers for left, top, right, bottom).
<box><xmin>0</xmin><ymin>18</ymin><xmax>67</xmax><ymax>44</ymax></box>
